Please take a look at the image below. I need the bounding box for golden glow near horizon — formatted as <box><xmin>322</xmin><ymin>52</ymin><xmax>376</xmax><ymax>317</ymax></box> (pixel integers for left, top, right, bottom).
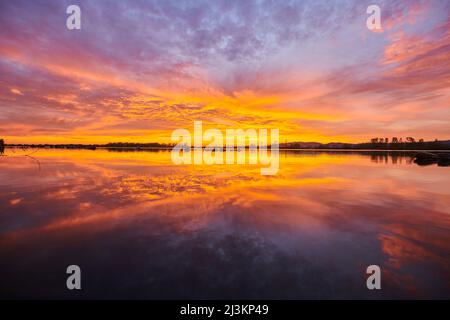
<box><xmin>1</xmin><ymin>1</ymin><xmax>449</xmax><ymax>144</ymax></box>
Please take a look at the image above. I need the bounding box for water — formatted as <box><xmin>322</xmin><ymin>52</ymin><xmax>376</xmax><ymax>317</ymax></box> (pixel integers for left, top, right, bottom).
<box><xmin>0</xmin><ymin>148</ymin><xmax>449</xmax><ymax>299</ymax></box>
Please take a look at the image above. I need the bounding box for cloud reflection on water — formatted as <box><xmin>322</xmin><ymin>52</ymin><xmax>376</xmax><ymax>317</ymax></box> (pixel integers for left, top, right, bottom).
<box><xmin>0</xmin><ymin>149</ymin><xmax>449</xmax><ymax>298</ymax></box>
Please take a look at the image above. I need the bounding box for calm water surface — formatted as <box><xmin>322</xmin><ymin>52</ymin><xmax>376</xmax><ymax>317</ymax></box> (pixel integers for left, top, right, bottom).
<box><xmin>0</xmin><ymin>148</ymin><xmax>449</xmax><ymax>299</ymax></box>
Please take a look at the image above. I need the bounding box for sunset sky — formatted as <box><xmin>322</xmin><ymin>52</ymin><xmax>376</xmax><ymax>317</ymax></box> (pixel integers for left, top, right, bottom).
<box><xmin>0</xmin><ymin>0</ymin><xmax>449</xmax><ymax>144</ymax></box>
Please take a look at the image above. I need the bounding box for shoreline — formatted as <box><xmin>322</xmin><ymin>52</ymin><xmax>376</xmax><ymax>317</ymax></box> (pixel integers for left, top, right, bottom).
<box><xmin>3</xmin><ymin>146</ymin><xmax>450</xmax><ymax>152</ymax></box>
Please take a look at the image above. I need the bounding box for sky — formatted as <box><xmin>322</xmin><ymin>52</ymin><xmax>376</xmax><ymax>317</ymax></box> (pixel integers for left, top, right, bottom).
<box><xmin>0</xmin><ymin>0</ymin><xmax>449</xmax><ymax>144</ymax></box>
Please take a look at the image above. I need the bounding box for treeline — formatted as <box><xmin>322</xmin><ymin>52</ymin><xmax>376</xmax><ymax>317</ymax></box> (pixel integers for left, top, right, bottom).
<box><xmin>104</xmin><ymin>142</ymin><xmax>175</xmax><ymax>148</ymax></box>
<box><xmin>370</xmin><ymin>137</ymin><xmax>422</xmax><ymax>143</ymax></box>
<box><xmin>355</xmin><ymin>140</ymin><xmax>450</xmax><ymax>150</ymax></box>
<box><xmin>2</xmin><ymin>142</ymin><xmax>175</xmax><ymax>149</ymax></box>
<box><xmin>360</xmin><ymin>137</ymin><xmax>450</xmax><ymax>150</ymax></box>
<box><xmin>281</xmin><ymin>139</ymin><xmax>450</xmax><ymax>150</ymax></box>
<box><xmin>6</xmin><ymin>144</ymin><xmax>98</xmax><ymax>150</ymax></box>
<box><xmin>3</xmin><ymin>138</ymin><xmax>450</xmax><ymax>151</ymax></box>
